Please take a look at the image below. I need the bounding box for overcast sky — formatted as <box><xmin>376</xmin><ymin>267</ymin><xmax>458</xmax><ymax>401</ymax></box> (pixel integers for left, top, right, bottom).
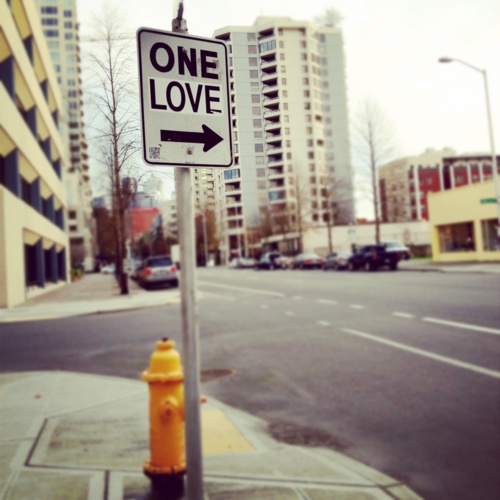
<box><xmin>78</xmin><ymin>0</ymin><xmax>500</xmax><ymax>215</ymax></box>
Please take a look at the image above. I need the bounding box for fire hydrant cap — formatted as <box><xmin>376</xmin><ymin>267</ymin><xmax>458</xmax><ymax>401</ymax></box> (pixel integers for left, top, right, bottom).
<box><xmin>142</xmin><ymin>338</ymin><xmax>184</xmax><ymax>382</ymax></box>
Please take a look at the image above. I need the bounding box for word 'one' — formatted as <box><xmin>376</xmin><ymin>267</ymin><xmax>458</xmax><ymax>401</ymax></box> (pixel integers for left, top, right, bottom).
<box><xmin>149</xmin><ymin>42</ymin><xmax>219</xmax><ymax>80</ymax></box>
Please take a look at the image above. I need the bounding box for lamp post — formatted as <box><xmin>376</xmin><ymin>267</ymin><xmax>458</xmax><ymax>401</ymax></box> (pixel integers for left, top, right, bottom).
<box><xmin>439</xmin><ymin>57</ymin><xmax>500</xmax><ymax>238</ymax></box>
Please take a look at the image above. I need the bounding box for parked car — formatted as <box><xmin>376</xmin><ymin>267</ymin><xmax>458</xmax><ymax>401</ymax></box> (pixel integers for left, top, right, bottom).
<box><xmin>322</xmin><ymin>251</ymin><xmax>351</xmax><ymax>271</ymax></box>
<box><xmin>229</xmin><ymin>257</ymin><xmax>257</xmax><ymax>269</ymax></box>
<box><xmin>255</xmin><ymin>252</ymin><xmax>286</xmax><ymax>270</ymax></box>
<box><xmin>347</xmin><ymin>244</ymin><xmax>400</xmax><ymax>271</ymax></box>
<box><xmin>383</xmin><ymin>241</ymin><xmax>411</xmax><ymax>260</ymax></box>
<box><xmin>137</xmin><ymin>255</ymin><xmax>178</xmax><ymax>289</ymax></box>
<box><xmin>292</xmin><ymin>253</ymin><xmax>324</xmax><ymax>270</ymax></box>
<box><xmin>100</xmin><ymin>264</ymin><xmax>115</xmax><ymax>275</ymax></box>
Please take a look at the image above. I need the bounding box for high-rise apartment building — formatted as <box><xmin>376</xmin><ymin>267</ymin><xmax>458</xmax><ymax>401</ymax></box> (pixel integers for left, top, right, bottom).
<box><xmin>36</xmin><ymin>0</ymin><xmax>94</xmax><ymax>271</ymax></box>
<box><xmin>213</xmin><ymin>16</ymin><xmax>354</xmax><ymax>262</ymax></box>
<box><xmin>1</xmin><ymin>0</ymin><xmax>69</xmax><ymax>307</ymax></box>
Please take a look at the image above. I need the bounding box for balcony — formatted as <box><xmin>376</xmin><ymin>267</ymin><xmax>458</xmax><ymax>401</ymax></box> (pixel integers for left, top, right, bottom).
<box><xmin>263</xmin><ymin>96</ymin><xmax>280</xmax><ymax>110</ymax></box>
<box><xmin>267</xmin><ymin>144</ymin><xmax>283</xmax><ymax>155</ymax></box>
<box><xmin>262</xmin><ymin>84</ymin><xmax>279</xmax><ymax>97</ymax></box>
<box><xmin>268</xmin><ymin>167</ymin><xmax>285</xmax><ymax>179</ymax></box>
<box><xmin>261</xmin><ymin>71</ymin><xmax>278</xmax><ymax>84</ymax></box>
<box><xmin>265</xmin><ymin>120</ymin><xmax>281</xmax><ymax>132</ymax></box>
<box><xmin>261</xmin><ymin>59</ymin><xmax>277</xmax><ymax>72</ymax></box>
<box><xmin>267</xmin><ymin>155</ymin><xmax>284</xmax><ymax>168</ymax></box>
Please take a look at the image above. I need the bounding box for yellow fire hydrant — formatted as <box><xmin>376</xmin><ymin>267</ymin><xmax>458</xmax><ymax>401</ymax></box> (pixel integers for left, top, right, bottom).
<box><xmin>142</xmin><ymin>338</ymin><xmax>186</xmax><ymax>486</ymax></box>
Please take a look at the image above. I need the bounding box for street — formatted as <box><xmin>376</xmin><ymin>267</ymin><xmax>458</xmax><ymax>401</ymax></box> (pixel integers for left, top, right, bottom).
<box><xmin>1</xmin><ymin>268</ymin><xmax>499</xmax><ymax>500</ymax></box>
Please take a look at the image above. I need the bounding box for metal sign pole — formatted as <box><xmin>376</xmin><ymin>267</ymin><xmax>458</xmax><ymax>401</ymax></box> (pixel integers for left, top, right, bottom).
<box><xmin>172</xmin><ymin>2</ymin><xmax>204</xmax><ymax>499</ymax></box>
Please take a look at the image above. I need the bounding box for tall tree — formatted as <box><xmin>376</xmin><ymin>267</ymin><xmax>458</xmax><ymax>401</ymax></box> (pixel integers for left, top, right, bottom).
<box><xmin>85</xmin><ymin>8</ymin><xmax>140</xmax><ymax>293</ymax></box>
<box><xmin>353</xmin><ymin>99</ymin><xmax>398</xmax><ymax>244</ymax></box>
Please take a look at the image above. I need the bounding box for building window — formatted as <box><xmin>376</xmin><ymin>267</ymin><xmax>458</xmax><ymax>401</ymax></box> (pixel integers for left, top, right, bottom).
<box><xmin>248</xmin><ymin>45</ymin><xmax>257</xmax><ymax>54</ymax></box>
<box><xmin>224</xmin><ymin>169</ymin><xmax>240</xmax><ymax>180</ymax></box>
<box><xmin>280</xmin><ymin>66</ymin><xmax>286</xmax><ymax>73</ymax></box>
<box><xmin>255</xmin><ymin>156</ymin><xmax>265</xmax><ymax>164</ymax></box>
<box><xmin>254</xmin><ymin>144</ymin><xmax>263</xmax><ymax>152</ymax></box>
<box><xmin>44</xmin><ymin>30</ymin><xmax>59</xmax><ymax>37</ymax></box>
<box><xmin>253</xmin><ymin>119</ymin><xmax>261</xmax><ymax>128</ymax></box>
<box><xmin>249</xmin><ymin>57</ymin><xmax>257</xmax><ymax>66</ymax></box>
<box><xmin>247</xmin><ymin>33</ymin><xmax>256</xmax><ymax>41</ymax></box>
<box><xmin>41</xmin><ymin>6</ymin><xmax>58</xmax><ymax>13</ymax></box>
<box><xmin>438</xmin><ymin>222</ymin><xmax>475</xmax><ymax>253</ymax></box>
<box><xmin>256</xmin><ymin>168</ymin><xmax>266</xmax><ymax>177</ymax></box>
<box><xmin>64</xmin><ymin>21</ymin><xmax>72</xmax><ymax>28</ymax></box>
<box><xmin>281</xmin><ymin>78</ymin><xmax>286</xmax><ymax>85</ymax></box>
<box><xmin>254</xmin><ymin>131</ymin><xmax>263</xmax><ymax>139</ymax></box>
<box><xmin>252</xmin><ymin>106</ymin><xmax>260</xmax><ymax>116</ymax></box>
<box><xmin>64</xmin><ymin>9</ymin><xmax>72</xmax><ymax>17</ymax></box>
<box><xmin>251</xmin><ymin>94</ymin><xmax>260</xmax><ymax>103</ymax></box>
<box><xmin>65</xmin><ymin>33</ymin><xmax>73</xmax><ymax>40</ymax></box>
<box><xmin>482</xmin><ymin>219</ymin><xmax>500</xmax><ymax>251</ymax></box>
<box><xmin>42</xmin><ymin>18</ymin><xmax>58</xmax><ymax>26</ymax></box>
<box><xmin>250</xmin><ymin>70</ymin><xmax>258</xmax><ymax>79</ymax></box>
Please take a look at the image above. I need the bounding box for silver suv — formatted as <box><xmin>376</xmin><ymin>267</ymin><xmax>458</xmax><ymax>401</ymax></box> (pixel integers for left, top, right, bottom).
<box><xmin>138</xmin><ymin>255</ymin><xmax>178</xmax><ymax>289</ymax></box>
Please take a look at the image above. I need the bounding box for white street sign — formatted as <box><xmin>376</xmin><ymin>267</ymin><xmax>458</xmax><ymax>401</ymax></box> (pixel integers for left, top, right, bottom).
<box><xmin>137</xmin><ymin>28</ymin><xmax>233</xmax><ymax>167</ymax></box>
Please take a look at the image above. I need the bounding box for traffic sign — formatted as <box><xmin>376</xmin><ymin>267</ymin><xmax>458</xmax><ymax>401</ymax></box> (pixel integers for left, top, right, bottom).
<box><xmin>137</xmin><ymin>28</ymin><xmax>233</xmax><ymax>167</ymax></box>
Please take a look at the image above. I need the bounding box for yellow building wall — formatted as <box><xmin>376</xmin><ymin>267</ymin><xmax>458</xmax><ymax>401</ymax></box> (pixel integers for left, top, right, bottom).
<box><xmin>428</xmin><ymin>180</ymin><xmax>500</xmax><ymax>262</ymax></box>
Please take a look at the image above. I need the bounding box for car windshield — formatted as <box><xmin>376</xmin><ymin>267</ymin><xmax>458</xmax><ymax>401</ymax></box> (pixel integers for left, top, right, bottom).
<box><xmin>148</xmin><ymin>257</ymin><xmax>172</xmax><ymax>267</ymax></box>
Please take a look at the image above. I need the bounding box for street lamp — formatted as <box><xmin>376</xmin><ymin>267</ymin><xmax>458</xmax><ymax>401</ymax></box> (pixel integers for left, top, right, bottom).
<box><xmin>438</xmin><ymin>57</ymin><xmax>500</xmax><ymax>238</ymax></box>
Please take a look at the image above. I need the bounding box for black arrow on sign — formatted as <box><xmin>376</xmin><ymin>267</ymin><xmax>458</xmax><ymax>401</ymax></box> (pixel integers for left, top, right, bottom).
<box><xmin>160</xmin><ymin>124</ymin><xmax>223</xmax><ymax>152</ymax></box>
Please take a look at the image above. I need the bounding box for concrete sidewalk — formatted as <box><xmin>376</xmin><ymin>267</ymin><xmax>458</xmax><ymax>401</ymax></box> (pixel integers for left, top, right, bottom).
<box><xmin>0</xmin><ymin>371</ymin><xmax>421</xmax><ymax>499</ymax></box>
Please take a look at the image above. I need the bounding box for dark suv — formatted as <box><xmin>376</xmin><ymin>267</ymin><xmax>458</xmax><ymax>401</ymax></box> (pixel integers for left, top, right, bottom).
<box><xmin>137</xmin><ymin>256</ymin><xmax>178</xmax><ymax>289</ymax></box>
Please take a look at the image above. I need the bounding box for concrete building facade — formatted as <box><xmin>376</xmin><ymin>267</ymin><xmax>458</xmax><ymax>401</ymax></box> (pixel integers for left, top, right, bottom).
<box><xmin>379</xmin><ymin>148</ymin><xmax>499</xmax><ymax>223</ymax></box>
<box><xmin>0</xmin><ymin>0</ymin><xmax>69</xmax><ymax>307</ymax></box>
<box><xmin>213</xmin><ymin>16</ymin><xmax>354</xmax><ymax>263</ymax></box>
<box><xmin>428</xmin><ymin>179</ymin><xmax>500</xmax><ymax>262</ymax></box>
<box><xmin>36</xmin><ymin>0</ymin><xmax>94</xmax><ymax>271</ymax></box>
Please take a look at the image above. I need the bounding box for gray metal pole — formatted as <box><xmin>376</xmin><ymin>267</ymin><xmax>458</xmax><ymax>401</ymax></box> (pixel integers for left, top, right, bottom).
<box><xmin>172</xmin><ymin>2</ymin><xmax>204</xmax><ymax>499</ymax></box>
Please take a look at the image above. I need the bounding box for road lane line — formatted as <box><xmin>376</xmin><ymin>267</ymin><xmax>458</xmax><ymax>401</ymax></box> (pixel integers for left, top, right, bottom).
<box><xmin>201</xmin><ymin>292</ymin><xmax>236</xmax><ymax>302</ymax></box>
<box><xmin>350</xmin><ymin>304</ymin><xmax>365</xmax><ymax>309</ymax></box>
<box><xmin>318</xmin><ymin>299</ymin><xmax>338</xmax><ymax>305</ymax></box>
<box><xmin>318</xmin><ymin>321</ymin><xmax>331</xmax><ymax>326</ymax></box>
<box><xmin>341</xmin><ymin>328</ymin><xmax>500</xmax><ymax>379</ymax></box>
<box><xmin>393</xmin><ymin>312</ymin><xmax>414</xmax><ymax>319</ymax></box>
<box><xmin>423</xmin><ymin>317</ymin><xmax>500</xmax><ymax>336</ymax></box>
<box><xmin>198</xmin><ymin>281</ymin><xmax>285</xmax><ymax>298</ymax></box>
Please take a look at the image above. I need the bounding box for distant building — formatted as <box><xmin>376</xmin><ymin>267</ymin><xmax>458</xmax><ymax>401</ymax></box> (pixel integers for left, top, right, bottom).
<box><xmin>379</xmin><ymin>148</ymin><xmax>499</xmax><ymax>222</ymax></box>
<box><xmin>1</xmin><ymin>0</ymin><xmax>69</xmax><ymax>307</ymax></box>
<box><xmin>129</xmin><ymin>207</ymin><xmax>160</xmax><ymax>241</ymax></box>
<box><xmin>213</xmin><ymin>16</ymin><xmax>354</xmax><ymax>263</ymax></box>
<box><xmin>429</xmin><ymin>179</ymin><xmax>500</xmax><ymax>262</ymax></box>
<box><xmin>36</xmin><ymin>0</ymin><xmax>95</xmax><ymax>272</ymax></box>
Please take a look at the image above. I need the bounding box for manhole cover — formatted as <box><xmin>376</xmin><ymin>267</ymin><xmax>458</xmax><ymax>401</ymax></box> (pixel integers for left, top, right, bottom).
<box><xmin>200</xmin><ymin>368</ymin><xmax>235</xmax><ymax>383</ymax></box>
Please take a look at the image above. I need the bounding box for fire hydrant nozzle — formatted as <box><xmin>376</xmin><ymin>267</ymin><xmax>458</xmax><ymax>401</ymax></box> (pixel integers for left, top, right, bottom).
<box><xmin>142</xmin><ymin>339</ymin><xmax>186</xmax><ymax>478</ymax></box>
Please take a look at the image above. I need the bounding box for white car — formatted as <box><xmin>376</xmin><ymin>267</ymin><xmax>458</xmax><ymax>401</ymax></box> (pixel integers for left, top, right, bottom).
<box><xmin>100</xmin><ymin>264</ymin><xmax>115</xmax><ymax>275</ymax></box>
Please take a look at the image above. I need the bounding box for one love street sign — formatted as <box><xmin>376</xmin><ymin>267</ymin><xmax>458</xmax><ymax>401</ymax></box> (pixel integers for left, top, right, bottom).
<box><xmin>137</xmin><ymin>28</ymin><xmax>233</xmax><ymax>167</ymax></box>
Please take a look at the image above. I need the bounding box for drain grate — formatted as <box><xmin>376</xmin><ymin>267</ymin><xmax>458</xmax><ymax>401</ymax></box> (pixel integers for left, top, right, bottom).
<box><xmin>200</xmin><ymin>368</ymin><xmax>235</xmax><ymax>383</ymax></box>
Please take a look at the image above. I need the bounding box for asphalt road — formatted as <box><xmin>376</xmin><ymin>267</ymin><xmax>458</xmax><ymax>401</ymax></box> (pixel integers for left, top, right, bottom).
<box><xmin>1</xmin><ymin>268</ymin><xmax>499</xmax><ymax>499</ymax></box>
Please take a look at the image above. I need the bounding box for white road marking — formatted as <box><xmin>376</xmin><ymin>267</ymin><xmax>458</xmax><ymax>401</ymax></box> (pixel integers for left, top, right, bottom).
<box><xmin>318</xmin><ymin>299</ymin><xmax>338</xmax><ymax>305</ymax></box>
<box><xmin>392</xmin><ymin>312</ymin><xmax>414</xmax><ymax>319</ymax></box>
<box><xmin>341</xmin><ymin>328</ymin><xmax>500</xmax><ymax>379</ymax></box>
<box><xmin>423</xmin><ymin>317</ymin><xmax>500</xmax><ymax>336</ymax></box>
<box><xmin>198</xmin><ymin>281</ymin><xmax>285</xmax><ymax>298</ymax></box>
<box><xmin>318</xmin><ymin>321</ymin><xmax>331</xmax><ymax>326</ymax></box>
<box><xmin>350</xmin><ymin>304</ymin><xmax>365</xmax><ymax>309</ymax></box>
<box><xmin>201</xmin><ymin>292</ymin><xmax>236</xmax><ymax>301</ymax></box>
